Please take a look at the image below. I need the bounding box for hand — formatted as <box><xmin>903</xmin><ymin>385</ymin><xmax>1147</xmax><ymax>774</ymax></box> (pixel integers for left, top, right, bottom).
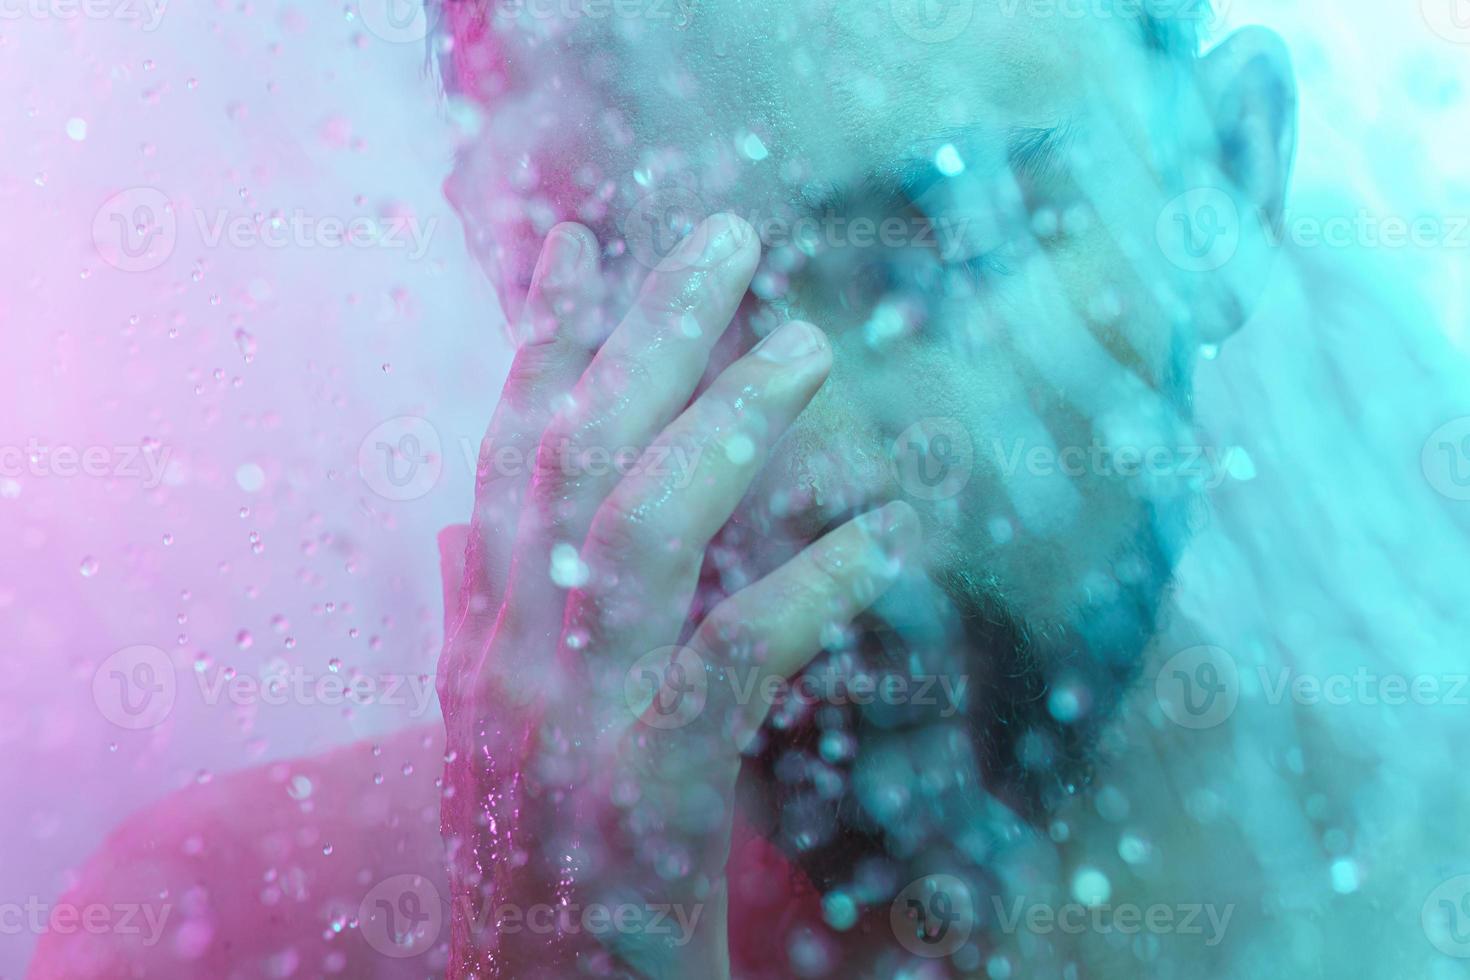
<box><xmin>437</xmin><ymin>214</ymin><xmax>921</xmax><ymax>978</ymax></box>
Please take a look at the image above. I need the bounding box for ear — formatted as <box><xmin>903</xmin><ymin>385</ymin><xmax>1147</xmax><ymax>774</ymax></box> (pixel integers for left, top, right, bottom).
<box><xmin>1196</xmin><ymin>27</ymin><xmax>1297</xmax><ymax>339</ymax></box>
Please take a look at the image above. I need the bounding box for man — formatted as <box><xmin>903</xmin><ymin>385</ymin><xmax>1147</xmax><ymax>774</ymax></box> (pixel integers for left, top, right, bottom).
<box><xmin>31</xmin><ymin>0</ymin><xmax>1294</xmax><ymax>976</ymax></box>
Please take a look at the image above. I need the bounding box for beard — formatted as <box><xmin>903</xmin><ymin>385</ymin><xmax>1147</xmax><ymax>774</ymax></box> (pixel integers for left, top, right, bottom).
<box><xmin>731</xmin><ymin>500</ymin><xmax>1182</xmax><ymax>901</ymax></box>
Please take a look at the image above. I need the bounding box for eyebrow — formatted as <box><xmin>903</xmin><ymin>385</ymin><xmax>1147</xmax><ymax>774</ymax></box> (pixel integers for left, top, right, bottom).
<box><xmin>799</xmin><ymin>121</ymin><xmax>1078</xmax><ymax>217</ymax></box>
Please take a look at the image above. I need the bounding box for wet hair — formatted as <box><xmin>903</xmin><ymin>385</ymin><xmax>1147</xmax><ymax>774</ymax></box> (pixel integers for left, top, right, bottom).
<box><xmin>428</xmin><ymin>2</ymin><xmax>1209</xmax><ymax>106</ymax></box>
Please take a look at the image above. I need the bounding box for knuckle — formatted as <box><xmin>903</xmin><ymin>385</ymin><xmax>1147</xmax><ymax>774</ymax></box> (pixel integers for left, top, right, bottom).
<box><xmin>589</xmin><ymin>346</ymin><xmax>653</xmax><ymax>394</ymax></box>
<box><xmin>584</xmin><ymin>493</ymin><xmax>647</xmax><ymax>561</ymax></box>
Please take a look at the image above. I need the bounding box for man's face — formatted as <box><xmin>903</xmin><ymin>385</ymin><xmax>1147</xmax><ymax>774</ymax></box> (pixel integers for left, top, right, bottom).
<box><xmin>446</xmin><ymin>0</ymin><xmax>1217</xmax><ymax>630</ymax></box>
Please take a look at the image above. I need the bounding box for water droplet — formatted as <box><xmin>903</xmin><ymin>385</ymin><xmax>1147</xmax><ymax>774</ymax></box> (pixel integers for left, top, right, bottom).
<box><xmin>234</xmin><ymin>329</ymin><xmax>256</xmax><ymax>363</ymax></box>
<box><xmin>1071</xmin><ymin>867</ymin><xmax>1111</xmax><ymax>906</ymax></box>
<box><xmin>236</xmin><ymin>629</ymin><xmax>254</xmax><ymax>650</ymax></box>
<box><xmin>79</xmin><ymin>556</ymin><xmax>99</xmax><ymax>577</ymax></box>
<box><xmin>549</xmin><ymin>543</ymin><xmax>589</xmax><ymax>588</ymax></box>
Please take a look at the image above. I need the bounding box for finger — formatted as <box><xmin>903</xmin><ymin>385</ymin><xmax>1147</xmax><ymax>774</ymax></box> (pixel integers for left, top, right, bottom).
<box><xmin>462</xmin><ymin>223</ymin><xmax>602</xmax><ymax>636</ymax></box>
<box><xmin>692</xmin><ymin>501</ymin><xmax>922</xmax><ymax>746</ymax></box>
<box><xmin>505</xmin><ymin>213</ymin><xmax>760</xmax><ymax>633</ymax></box>
<box><xmin>572</xmin><ymin>320</ymin><xmax>831</xmax><ymax>649</ymax></box>
<box><xmin>439</xmin><ymin>523</ymin><xmax>471</xmax><ymax>638</ymax></box>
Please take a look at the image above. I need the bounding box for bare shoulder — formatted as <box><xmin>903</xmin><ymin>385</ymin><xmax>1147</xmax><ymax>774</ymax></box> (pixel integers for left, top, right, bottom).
<box><xmin>29</xmin><ymin>724</ymin><xmax>449</xmax><ymax>979</ymax></box>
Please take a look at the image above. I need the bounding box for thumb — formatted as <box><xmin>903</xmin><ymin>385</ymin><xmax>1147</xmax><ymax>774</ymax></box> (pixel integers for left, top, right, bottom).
<box><xmin>438</xmin><ymin>523</ymin><xmax>472</xmax><ymax>639</ymax></box>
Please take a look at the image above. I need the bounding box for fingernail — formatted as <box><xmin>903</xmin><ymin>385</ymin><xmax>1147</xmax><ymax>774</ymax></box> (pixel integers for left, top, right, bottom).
<box><xmin>754</xmin><ymin>320</ymin><xmax>825</xmax><ymax>363</ymax></box>
<box><xmin>686</xmin><ymin>213</ymin><xmax>750</xmax><ymax>267</ymax></box>
<box><xmin>542</xmin><ymin>227</ymin><xmax>587</xmax><ymax>286</ymax></box>
<box><xmin>858</xmin><ymin>501</ymin><xmax>920</xmax><ymax>561</ymax></box>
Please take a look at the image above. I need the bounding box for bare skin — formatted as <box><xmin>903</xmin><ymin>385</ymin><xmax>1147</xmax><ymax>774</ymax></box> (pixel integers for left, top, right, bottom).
<box><xmin>31</xmin><ymin>8</ymin><xmax>1300</xmax><ymax>978</ymax></box>
<box><xmin>31</xmin><ymin>219</ymin><xmax>910</xmax><ymax>979</ymax></box>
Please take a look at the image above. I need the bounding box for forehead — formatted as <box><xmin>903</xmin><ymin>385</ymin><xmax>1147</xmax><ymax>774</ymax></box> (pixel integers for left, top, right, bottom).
<box><xmin>443</xmin><ymin>0</ymin><xmax>1170</xmax><ymax>294</ymax></box>
<box><xmin>484</xmin><ymin>0</ymin><xmax>1155</xmax><ymax>176</ymax></box>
